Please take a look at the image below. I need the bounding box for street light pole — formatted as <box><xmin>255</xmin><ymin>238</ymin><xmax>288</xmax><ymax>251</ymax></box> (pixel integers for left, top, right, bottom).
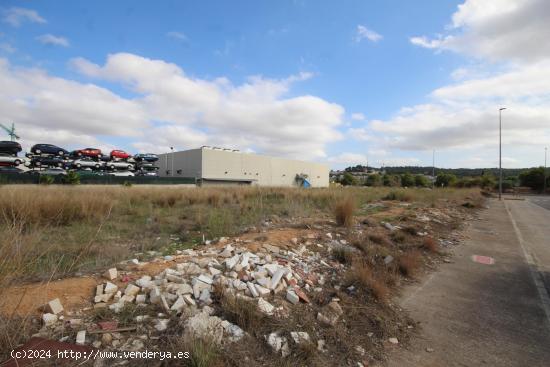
<box><xmin>544</xmin><ymin>147</ymin><xmax>548</xmax><ymax>193</ymax></box>
<box><xmin>170</xmin><ymin>146</ymin><xmax>174</xmax><ymax>177</ymax></box>
<box><xmin>499</xmin><ymin>107</ymin><xmax>506</xmax><ymax>200</ymax></box>
<box><xmin>432</xmin><ymin>149</ymin><xmax>435</xmax><ymax>189</ymax></box>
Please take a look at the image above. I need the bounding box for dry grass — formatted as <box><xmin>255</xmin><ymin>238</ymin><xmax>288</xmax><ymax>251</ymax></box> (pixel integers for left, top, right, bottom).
<box><xmin>368</xmin><ymin>233</ymin><xmax>392</xmax><ymax>246</ymax></box>
<box><xmin>398</xmin><ymin>250</ymin><xmax>422</xmax><ymax>277</ymax></box>
<box><xmin>422</xmin><ymin>237</ymin><xmax>439</xmax><ymax>253</ymax></box>
<box><xmin>347</xmin><ymin>260</ymin><xmax>390</xmax><ymax>303</ymax></box>
<box><xmin>334</xmin><ymin>197</ymin><xmax>355</xmax><ymax>227</ymax></box>
<box><xmin>332</xmin><ymin>246</ymin><xmax>356</xmax><ymax>264</ymax></box>
<box><xmin>216</xmin><ymin>289</ymin><xmax>266</xmax><ymax>334</ymax></box>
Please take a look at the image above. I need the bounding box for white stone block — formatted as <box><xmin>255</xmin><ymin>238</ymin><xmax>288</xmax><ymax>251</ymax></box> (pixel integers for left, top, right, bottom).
<box><xmin>103</xmin><ymin>268</ymin><xmax>117</xmax><ymax>281</ymax></box>
<box><xmin>286</xmin><ymin>290</ymin><xmax>299</xmax><ymax>304</ymax></box>
<box><xmin>124</xmin><ymin>284</ymin><xmax>140</xmax><ymax>297</ymax></box>
<box><xmin>104</xmin><ymin>282</ymin><xmax>118</xmax><ymax>294</ymax></box>
<box><xmin>76</xmin><ymin>330</ymin><xmax>86</xmax><ymax>345</ymax></box>
<box><xmin>47</xmin><ymin>298</ymin><xmax>64</xmax><ymax>315</ymax></box>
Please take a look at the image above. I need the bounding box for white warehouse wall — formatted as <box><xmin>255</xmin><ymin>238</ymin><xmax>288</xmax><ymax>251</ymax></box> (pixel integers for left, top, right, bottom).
<box><xmin>157</xmin><ymin>147</ymin><xmax>329</xmax><ymax>187</ymax></box>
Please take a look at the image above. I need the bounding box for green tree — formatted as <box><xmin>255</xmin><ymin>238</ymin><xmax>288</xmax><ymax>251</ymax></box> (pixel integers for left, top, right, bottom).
<box><xmin>479</xmin><ymin>174</ymin><xmax>496</xmax><ymax>189</ymax></box>
<box><xmin>383</xmin><ymin>174</ymin><xmax>400</xmax><ymax>187</ymax></box>
<box><xmin>365</xmin><ymin>174</ymin><xmax>382</xmax><ymax>187</ymax></box>
<box><xmin>39</xmin><ymin>175</ymin><xmax>55</xmax><ymax>185</ymax></box>
<box><xmin>62</xmin><ymin>171</ymin><xmax>80</xmax><ymax>185</ymax></box>
<box><xmin>340</xmin><ymin>172</ymin><xmax>357</xmax><ymax>186</ymax></box>
<box><xmin>414</xmin><ymin>174</ymin><xmax>429</xmax><ymax>187</ymax></box>
<box><xmin>435</xmin><ymin>173</ymin><xmax>457</xmax><ymax>187</ymax></box>
<box><xmin>519</xmin><ymin>167</ymin><xmax>545</xmax><ymax>190</ymax></box>
<box><xmin>400</xmin><ymin>173</ymin><xmax>415</xmax><ymax>187</ymax></box>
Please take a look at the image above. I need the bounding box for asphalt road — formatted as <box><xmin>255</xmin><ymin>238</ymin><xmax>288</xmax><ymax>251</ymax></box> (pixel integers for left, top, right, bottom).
<box><xmin>387</xmin><ymin>197</ymin><xmax>550</xmax><ymax>367</ymax></box>
<box><xmin>527</xmin><ymin>195</ymin><xmax>550</xmax><ymax>211</ymax></box>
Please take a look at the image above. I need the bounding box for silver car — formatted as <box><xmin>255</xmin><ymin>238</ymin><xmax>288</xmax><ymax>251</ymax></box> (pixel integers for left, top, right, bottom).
<box><xmin>72</xmin><ymin>158</ymin><xmax>104</xmax><ymax>169</ymax></box>
<box><xmin>106</xmin><ymin>161</ymin><xmax>135</xmax><ymax>171</ymax></box>
<box><xmin>0</xmin><ymin>154</ymin><xmax>25</xmax><ymax>166</ymax></box>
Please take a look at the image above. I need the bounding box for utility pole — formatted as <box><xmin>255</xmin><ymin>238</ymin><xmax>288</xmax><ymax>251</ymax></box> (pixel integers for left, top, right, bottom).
<box><xmin>432</xmin><ymin>149</ymin><xmax>435</xmax><ymax>189</ymax></box>
<box><xmin>544</xmin><ymin>147</ymin><xmax>548</xmax><ymax>193</ymax></box>
<box><xmin>170</xmin><ymin>146</ymin><xmax>174</xmax><ymax>177</ymax></box>
<box><xmin>499</xmin><ymin>108</ymin><xmax>506</xmax><ymax>200</ymax></box>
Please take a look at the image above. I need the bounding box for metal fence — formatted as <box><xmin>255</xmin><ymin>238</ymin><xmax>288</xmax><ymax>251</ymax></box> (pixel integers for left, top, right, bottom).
<box><xmin>0</xmin><ymin>174</ymin><xmax>196</xmax><ymax>185</ymax></box>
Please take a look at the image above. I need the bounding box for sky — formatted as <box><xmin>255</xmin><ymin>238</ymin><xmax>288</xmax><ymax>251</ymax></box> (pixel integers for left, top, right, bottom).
<box><xmin>0</xmin><ymin>0</ymin><xmax>549</xmax><ymax>169</ymax></box>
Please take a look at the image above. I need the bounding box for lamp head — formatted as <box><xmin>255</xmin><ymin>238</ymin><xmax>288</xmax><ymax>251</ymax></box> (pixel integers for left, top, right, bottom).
<box><xmin>499</xmin><ymin>107</ymin><xmax>506</xmax><ymax>111</ymax></box>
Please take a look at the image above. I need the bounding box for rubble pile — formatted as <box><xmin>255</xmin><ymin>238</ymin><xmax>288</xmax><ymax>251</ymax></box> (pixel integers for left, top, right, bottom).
<box><xmin>25</xmin><ymin>201</ymin><xmax>474</xmax><ymax>365</ymax></box>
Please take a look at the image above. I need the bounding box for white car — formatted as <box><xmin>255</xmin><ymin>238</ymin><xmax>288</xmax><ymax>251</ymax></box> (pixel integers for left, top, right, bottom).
<box><xmin>106</xmin><ymin>161</ymin><xmax>135</xmax><ymax>171</ymax></box>
<box><xmin>108</xmin><ymin>171</ymin><xmax>134</xmax><ymax>177</ymax></box>
<box><xmin>0</xmin><ymin>155</ymin><xmax>26</xmax><ymax>166</ymax></box>
<box><xmin>72</xmin><ymin>158</ymin><xmax>104</xmax><ymax>169</ymax></box>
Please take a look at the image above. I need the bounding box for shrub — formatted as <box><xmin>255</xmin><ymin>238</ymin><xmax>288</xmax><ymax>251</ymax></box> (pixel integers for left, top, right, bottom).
<box><xmin>382</xmin><ymin>174</ymin><xmax>400</xmax><ymax>187</ymax></box>
<box><xmin>519</xmin><ymin>167</ymin><xmax>546</xmax><ymax>191</ymax></box>
<box><xmin>398</xmin><ymin>250</ymin><xmax>422</xmax><ymax>277</ymax></box>
<box><xmin>332</xmin><ymin>246</ymin><xmax>355</xmax><ymax>264</ymax></box>
<box><xmin>435</xmin><ymin>173</ymin><xmax>457</xmax><ymax>187</ymax></box>
<box><xmin>347</xmin><ymin>260</ymin><xmax>389</xmax><ymax>302</ymax></box>
<box><xmin>414</xmin><ymin>175</ymin><xmax>429</xmax><ymax>187</ymax></box>
<box><xmin>340</xmin><ymin>172</ymin><xmax>357</xmax><ymax>186</ymax></box>
<box><xmin>39</xmin><ymin>175</ymin><xmax>54</xmax><ymax>185</ymax></box>
<box><xmin>365</xmin><ymin>173</ymin><xmax>382</xmax><ymax>187</ymax></box>
<box><xmin>422</xmin><ymin>237</ymin><xmax>439</xmax><ymax>253</ymax></box>
<box><xmin>334</xmin><ymin>197</ymin><xmax>355</xmax><ymax>227</ymax></box>
<box><xmin>383</xmin><ymin>190</ymin><xmax>413</xmax><ymax>202</ymax></box>
<box><xmin>62</xmin><ymin>171</ymin><xmax>80</xmax><ymax>185</ymax></box>
<box><xmin>400</xmin><ymin>173</ymin><xmax>415</xmax><ymax>188</ymax></box>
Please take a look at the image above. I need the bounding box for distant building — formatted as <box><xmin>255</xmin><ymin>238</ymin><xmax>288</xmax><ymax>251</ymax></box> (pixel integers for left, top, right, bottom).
<box><xmin>157</xmin><ymin>147</ymin><xmax>329</xmax><ymax>187</ymax></box>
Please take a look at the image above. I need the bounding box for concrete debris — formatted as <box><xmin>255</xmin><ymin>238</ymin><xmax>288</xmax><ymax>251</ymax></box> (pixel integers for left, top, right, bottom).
<box><xmin>104</xmin><ymin>282</ymin><xmax>118</xmax><ymax>294</ymax></box>
<box><xmin>184</xmin><ymin>309</ymin><xmax>244</xmax><ymax>345</ymax></box>
<box><xmin>47</xmin><ymin>298</ymin><xmax>64</xmax><ymax>315</ymax></box>
<box><xmin>51</xmin><ymin>209</ymin><xmax>452</xmax><ymax>357</ymax></box>
<box><xmin>286</xmin><ymin>290</ymin><xmax>299</xmax><ymax>304</ymax></box>
<box><xmin>257</xmin><ymin>298</ymin><xmax>275</xmax><ymax>315</ymax></box>
<box><xmin>154</xmin><ymin>319</ymin><xmax>169</xmax><ymax>331</ymax></box>
<box><xmin>42</xmin><ymin>313</ymin><xmax>58</xmax><ymax>326</ymax></box>
<box><xmin>383</xmin><ymin>222</ymin><xmax>399</xmax><ymax>231</ymax></box>
<box><xmin>103</xmin><ymin>268</ymin><xmax>118</xmax><ymax>281</ymax></box>
<box><xmin>76</xmin><ymin>330</ymin><xmax>86</xmax><ymax>345</ymax></box>
<box><xmin>317</xmin><ymin>339</ymin><xmax>327</xmax><ymax>352</ymax></box>
<box><xmin>266</xmin><ymin>332</ymin><xmax>290</xmax><ymax>357</ymax></box>
<box><xmin>290</xmin><ymin>331</ymin><xmax>310</xmax><ymax>344</ymax></box>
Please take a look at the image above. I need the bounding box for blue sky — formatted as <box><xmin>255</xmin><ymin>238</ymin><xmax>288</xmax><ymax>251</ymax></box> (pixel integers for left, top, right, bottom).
<box><xmin>1</xmin><ymin>0</ymin><xmax>549</xmax><ymax>169</ymax></box>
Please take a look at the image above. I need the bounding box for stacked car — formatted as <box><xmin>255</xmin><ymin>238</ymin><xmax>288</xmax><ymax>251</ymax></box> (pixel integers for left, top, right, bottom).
<box><xmin>26</xmin><ymin>144</ymin><xmax>70</xmax><ymax>172</ymax></box>
<box><xmin>5</xmin><ymin>143</ymin><xmax>160</xmax><ymax>177</ymax></box>
<box><xmin>134</xmin><ymin>153</ymin><xmax>160</xmax><ymax>176</ymax></box>
<box><xmin>0</xmin><ymin>141</ymin><xmax>25</xmax><ymax>169</ymax></box>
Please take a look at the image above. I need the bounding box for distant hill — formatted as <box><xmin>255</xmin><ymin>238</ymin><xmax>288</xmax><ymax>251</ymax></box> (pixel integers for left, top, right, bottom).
<box><xmin>343</xmin><ymin>165</ymin><xmax>531</xmax><ymax>178</ymax></box>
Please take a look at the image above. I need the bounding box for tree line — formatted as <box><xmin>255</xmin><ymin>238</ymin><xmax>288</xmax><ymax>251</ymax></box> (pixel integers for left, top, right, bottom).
<box><xmin>336</xmin><ymin>167</ymin><xmax>549</xmax><ymax>191</ymax></box>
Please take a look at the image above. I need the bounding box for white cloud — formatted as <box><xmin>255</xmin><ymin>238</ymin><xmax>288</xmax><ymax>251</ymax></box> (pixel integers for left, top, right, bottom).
<box><xmin>368</xmin><ymin>0</ymin><xmax>550</xmax><ymax>168</ymax></box>
<box><xmin>351</xmin><ymin>112</ymin><xmax>365</xmax><ymax>121</ymax></box>
<box><xmin>0</xmin><ymin>58</ymin><xmax>149</xmax><ymax>152</ymax></box>
<box><xmin>347</xmin><ymin>127</ymin><xmax>371</xmax><ymax>141</ymax></box>
<box><xmin>166</xmin><ymin>31</ymin><xmax>188</xmax><ymax>42</ymax></box>
<box><xmin>410</xmin><ymin>0</ymin><xmax>550</xmax><ymax>63</ymax></box>
<box><xmin>0</xmin><ymin>42</ymin><xmax>15</xmax><ymax>53</ymax></box>
<box><xmin>36</xmin><ymin>34</ymin><xmax>69</xmax><ymax>47</ymax></box>
<box><xmin>409</xmin><ymin>36</ymin><xmax>443</xmax><ymax>49</ymax></box>
<box><xmin>1</xmin><ymin>53</ymin><xmax>344</xmax><ymax>159</ymax></box>
<box><xmin>355</xmin><ymin>25</ymin><xmax>382</xmax><ymax>43</ymax></box>
<box><xmin>3</xmin><ymin>7</ymin><xmax>46</xmax><ymax>27</ymax></box>
<box><xmin>327</xmin><ymin>152</ymin><xmax>368</xmax><ymax>166</ymax></box>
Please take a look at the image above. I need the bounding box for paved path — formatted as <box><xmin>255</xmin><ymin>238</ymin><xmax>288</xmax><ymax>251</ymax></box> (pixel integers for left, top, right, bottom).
<box><xmin>387</xmin><ymin>197</ymin><xmax>550</xmax><ymax>367</ymax></box>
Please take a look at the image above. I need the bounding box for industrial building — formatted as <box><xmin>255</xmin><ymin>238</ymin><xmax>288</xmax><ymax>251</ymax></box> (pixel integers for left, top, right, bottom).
<box><xmin>156</xmin><ymin>147</ymin><xmax>329</xmax><ymax>187</ymax></box>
